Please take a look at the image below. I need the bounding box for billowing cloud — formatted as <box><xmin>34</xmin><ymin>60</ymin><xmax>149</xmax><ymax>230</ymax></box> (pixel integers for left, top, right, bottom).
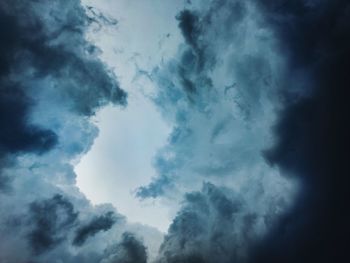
<box><xmin>137</xmin><ymin>0</ymin><xmax>349</xmax><ymax>262</ymax></box>
<box><xmin>0</xmin><ymin>0</ymin><xmax>348</xmax><ymax>262</ymax></box>
<box><xmin>27</xmin><ymin>194</ymin><xmax>78</xmax><ymax>254</ymax></box>
<box><xmin>249</xmin><ymin>0</ymin><xmax>350</xmax><ymax>262</ymax></box>
<box><xmin>131</xmin><ymin>1</ymin><xmax>295</xmax><ymax>262</ymax></box>
<box><xmin>0</xmin><ymin>1</ymin><xmax>155</xmax><ymax>262</ymax></box>
<box><xmin>157</xmin><ymin>183</ymin><xmax>259</xmax><ymax>263</ymax></box>
<box><xmin>137</xmin><ymin>0</ymin><xmax>290</xmax><ymax>200</ymax></box>
<box><xmin>73</xmin><ymin>211</ymin><xmax>118</xmax><ymax>247</ymax></box>
<box><xmin>102</xmin><ymin>232</ymin><xmax>148</xmax><ymax>263</ymax></box>
<box><xmin>0</xmin><ymin>0</ymin><xmax>126</xmax><ymax>189</ymax></box>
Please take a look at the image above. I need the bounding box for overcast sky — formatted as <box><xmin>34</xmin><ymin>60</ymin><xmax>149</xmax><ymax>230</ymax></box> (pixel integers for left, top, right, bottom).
<box><xmin>0</xmin><ymin>1</ymin><xmax>348</xmax><ymax>262</ymax></box>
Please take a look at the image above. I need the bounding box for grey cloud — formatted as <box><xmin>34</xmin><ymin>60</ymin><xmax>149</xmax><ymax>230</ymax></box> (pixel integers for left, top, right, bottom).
<box><xmin>0</xmin><ymin>0</ymin><xmax>126</xmax><ymax>190</ymax></box>
<box><xmin>0</xmin><ymin>0</ymin><xmax>126</xmax><ymax>166</ymax></box>
<box><xmin>102</xmin><ymin>232</ymin><xmax>148</xmax><ymax>263</ymax></box>
<box><xmin>85</xmin><ymin>5</ymin><xmax>118</xmax><ymax>29</ymax></box>
<box><xmin>138</xmin><ymin>1</ymin><xmax>298</xmax><ymax>262</ymax></box>
<box><xmin>138</xmin><ymin>0</ymin><xmax>290</xmax><ymax>201</ymax></box>
<box><xmin>137</xmin><ymin>175</ymin><xmax>172</xmax><ymax>199</ymax></box>
<box><xmin>0</xmin><ymin>85</ymin><xmax>58</xmax><ymax>156</ymax></box>
<box><xmin>176</xmin><ymin>10</ymin><xmax>201</xmax><ymax>54</ymax></box>
<box><xmin>27</xmin><ymin>194</ymin><xmax>78</xmax><ymax>254</ymax></box>
<box><xmin>0</xmin><ymin>1</ymin><xmax>157</xmax><ymax>262</ymax></box>
<box><xmin>73</xmin><ymin>211</ymin><xmax>118</xmax><ymax>247</ymax></box>
<box><xmin>248</xmin><ymin>0</ymin><xmax>350</xmax><ymax>262</ymax></box>
<box><xmin>157</xmin><ymin>183</ymin><xmax>260</xmax><ymax>263</ymax></box>
<box><xmin>2</xmin><ymin>0</ymin><xmax>346</xmax><ymax>262</ymax></box>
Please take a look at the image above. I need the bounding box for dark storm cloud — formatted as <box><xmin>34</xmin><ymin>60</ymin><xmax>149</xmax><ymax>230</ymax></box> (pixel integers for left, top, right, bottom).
<box><xmin>103</xmin><ymin>232</ymin><xmax>148</xmax><ymax>263</ymax></box>
<box><xmin>1</xmin><ymin>0</ymin><xmax>347</xmax><ymax>262</ymax></box>
<box><xmin>0</xmin><ymin>1</ymin><xmax>141</xmax><ymax>262</ymax></box>
<box><xmin>27</xmin><ymin>194</ymin><xmax>78</xmax><ymax>254</ymax></box>
<box><xmin>73</xmin><ymin>211</ymin><xmax>117</xmax><ymax>246</ymax></box>
<box><xmin>251</xmin><ymin>0</ymin><xmax>350</xmax><ymax>262</ymax></box>
<box><xmin>0</xmin><ymin>6</ymin><xmax>58</xmax><ymax>169</ymax></box>
<box><xmin>176</xmin><ymin>10</ymin><xmax>201</xmax><ymax>52</ymax></box>
<box><xmin>140</xmin><ymin>0</ymin><xmax>349</xmax><ymax>262</ymax></box>
<box><xmin>0</xmin><ymin>0</ymin><xmax>126</xmax><ymax>167</ymax></box>
<box><xmin>157</xmin><ymin>183</ymin><xmax>259</xmax><ymax>263</ymax></box>
<box><xmin>0</xmin><ymin>85</ymin><xmax>58</xmax><ymax>155</ymax></box>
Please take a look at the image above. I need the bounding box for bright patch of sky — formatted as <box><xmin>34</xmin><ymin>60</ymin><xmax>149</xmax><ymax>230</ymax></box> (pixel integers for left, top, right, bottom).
<box><xmin>76</xmin><ymin>0</ymin><xmax>185</xmax><ymax>232</ymax></box>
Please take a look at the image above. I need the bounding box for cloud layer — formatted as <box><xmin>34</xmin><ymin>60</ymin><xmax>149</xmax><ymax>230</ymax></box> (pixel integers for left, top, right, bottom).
<box><xmin>0</xmin><ymin>0</ymin><xmax>348</xmax><ymax>262</ymax></box>
<box><xmin>0</xmin><ymin>1</ymin><xmax>157</xmax><ymax>262</ymax></box>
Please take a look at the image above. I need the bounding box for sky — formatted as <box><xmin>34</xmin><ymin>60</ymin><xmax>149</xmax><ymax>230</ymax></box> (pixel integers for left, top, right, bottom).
<box><xmin>0</xmin><ymin>1</ymin><xmax>349</xmax><ymax>263</ymax></box>
<box><xmin>75</xmin><ymin>0</ymin><xmax>184</xmax><ymax>232</ymax></box>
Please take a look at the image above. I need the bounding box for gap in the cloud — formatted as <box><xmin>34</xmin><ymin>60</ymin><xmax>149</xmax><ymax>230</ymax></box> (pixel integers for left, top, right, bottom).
<box><xmin>76</xmin><ymin>0</ymin><xmax>184</xmax><ymax>233</ymax></box>
<box><xmin>75</xmin><ymin>94</ymin><xmax>172</xmax><ymax>233</ymax></box>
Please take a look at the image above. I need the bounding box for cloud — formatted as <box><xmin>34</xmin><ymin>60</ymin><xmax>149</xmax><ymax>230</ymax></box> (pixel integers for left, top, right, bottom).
<box><xmin>1</xmin><ymin>0</ymin><xmax>347</xmax><ymax>262</ymax></box>
<box><xmin>73</xmin><ymin>211</ymin><xmax>118</xmax><ymax>246</ymax></box>
<box><xmin>248</xmin><ymin>0</ymin><xmax>350</xmax><ymax>262</ymax></box>
<box><xmin>0</xmin><ymin>1</ymin><xmax>156</xmax><ymax>262</ymax></box>
<box><xmin>137</xmin><ymin>0</ymin><xmax>295</xmax><ymax>220</ymax></box>
<box><xmin>0</xmin><ymin>85</ymin><xmax>58</xmax><ymax>155</ymax></box>
<box><xmin>102</xmin><ymin>232</ymin><xmax>148</xmax><ymax>263</ymax></box>
<box><xmin>137</xmin><ymin>0</ymin><xmax>348</xmax><ymax>262</ymax></box>
<box><xmin>0</xmin><ymin>0</ymin><xmax>127</xmax><ymax>188</ymax></box>
<box><xmin>176</xmin><ymin>10</ymin><xmax>201</xmax><ymax>54</ymax></box>
<box><xmin>27</xmin><ymin>194</ymin><xmax>78</xmax><ymax>254</ymax></box>
<box><xmin>156</xmin><ymin>183</ymin><xmax>259</xmax><ymax>263</ymax></box>
<box><xmin>0</xmin><ymin>7</ymin><xmax>59</xmax><ymax>189</ymax></box>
